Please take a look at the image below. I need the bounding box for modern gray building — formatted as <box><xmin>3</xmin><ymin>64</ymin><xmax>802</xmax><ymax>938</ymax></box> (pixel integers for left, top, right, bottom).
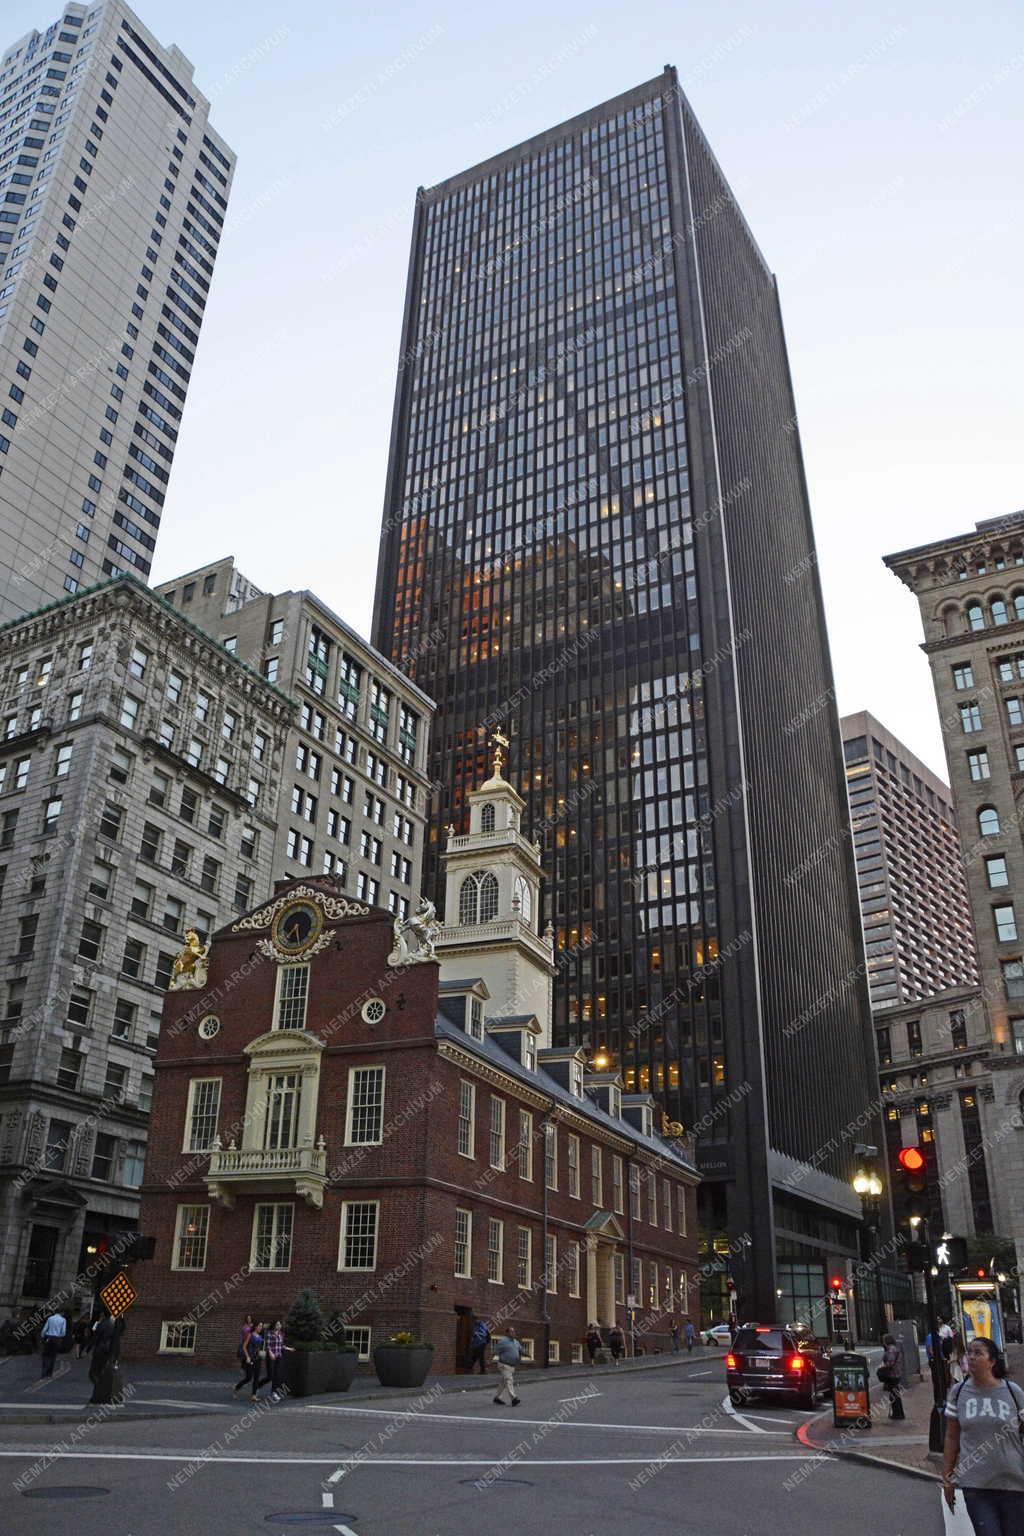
<box><xmin>372</xmin><ymin>67</ymin><xmax>881</xmax><ymax>1319</ymax></box>
<box><xmin>155</xmin><ymin>558</ymin><xmax>434</xmax><ymax>919</ymax></box>
<box><xmin>0</xmin><ymin>2</ymin><xmax>234</xmax><ymax>621</ymax></box>
<box><xmin>841</xmin><ymin>711</ymin><xmax>979</xmax><ymax>1011</ymax></box>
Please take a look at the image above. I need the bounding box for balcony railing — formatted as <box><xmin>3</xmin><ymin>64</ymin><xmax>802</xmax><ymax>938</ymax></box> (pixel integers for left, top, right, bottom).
<box><xmin>205</xmin><ymin>1138</ymin><xmax>328</xmax><ymax>1208</ymax></box>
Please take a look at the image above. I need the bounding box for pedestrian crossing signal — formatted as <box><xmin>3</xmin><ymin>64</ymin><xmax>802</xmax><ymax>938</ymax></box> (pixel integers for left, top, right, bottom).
<box><xmin>99</xmin><ymin>1270</ymin><xmax>137</xmax><ymax>1317</ymax></box>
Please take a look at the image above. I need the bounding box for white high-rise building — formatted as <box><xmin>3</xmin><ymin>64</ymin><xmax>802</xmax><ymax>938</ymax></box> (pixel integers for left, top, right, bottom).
<box><xmin>0</xmin><ymin>2</ymin><xmax>234</xmax><ymax>621</ymax></box>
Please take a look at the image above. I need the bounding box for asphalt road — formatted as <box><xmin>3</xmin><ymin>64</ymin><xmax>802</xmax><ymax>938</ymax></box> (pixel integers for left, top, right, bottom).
<box><xmin>0</xmin><ymin>1356</ymin><xmax>939</xmax><ymax>1535</ymax></box>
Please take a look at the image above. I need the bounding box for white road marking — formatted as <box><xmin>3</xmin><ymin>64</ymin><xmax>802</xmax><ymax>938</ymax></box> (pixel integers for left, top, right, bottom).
<box><xmin>721</xmin><ymin>1394</ymin><xmax>768</xmax><ymax>1435</ymax></box>
<box><xmin>301</xmin><ymin>1403</ymin><xmax>786</xmax><ymax>1436</ymax></box>
<box><xmin>0</xmin><ymin>1448</ymin><xmax>834</xmax><ymax>1468</ymax></box>
<box><xmin>690</xmin><ymin>1370</ymin><xmax>711</xmax><ymax>1377</ymax></box>
<box><xmin>327</xmin><ymin>1468</ymin><xmax>347</xmax><ymax>1483</ymax></box>
<box><xmin>335</xmin><ymin>1526</ymin><xmax>358</xmax><ymax>1536</ymax></box>
<box><xmin>558</xmin><ymin>1393</ymin><xmax>601</xmax><ymax>1404</ymax></box>
<box><xmin>742</xmin><ymin>1412</ymin><xmax>797</xmax><ymax>1426</ymax></box>
<box><xmin>321</xmin><ymin>1490</ymin><xmax>334</xmax><ymax>1508</ymax></box>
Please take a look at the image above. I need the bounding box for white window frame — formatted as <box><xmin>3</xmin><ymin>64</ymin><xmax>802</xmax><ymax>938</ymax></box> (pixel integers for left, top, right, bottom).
<box><xmin>250</xmin><ymin>1201</ymin><xmax>294</xmax><ymax>1272</ymax></box>
<box><xmin>592</xmin><ymin>1145</ymin><xmax>603</xmax><ymax>1207</ymax></box>
<box><xmin>546</xmin><ymin>1233</ymin><xmax>557</xmax><ymax>1293</ymax></box>
<box><xmin>614</xmin><ymin>1251</ymin><xmax>625</xmax><ymax>1305</ymax></box>
<box><xmin>663</xmin><ymin>1177</ymin><xmax>672</xmax><ymax>1231</ymax></box>
<box><xmin>629</xmin><ymin>1164</ymin><xmax>641</xmax><ymax>1220</ymax></box>
<box><xmin>458</xmin><ymin>1079</ymin><xmax>476</xmax><ymax>1159</ymax></box>
<box><xmin>571</xmin><ymin>1342</ymin><xmax>584</xmax><ymax>1363</ymax></box>
<box><xmin>344</xmin><ymin>1064</ymin><xmax>386</xmax><ymax>1146</ymax></box>
<box><xmin>516</xmin><ymin>1226</ymin><xmax>532</xmax><ymax>1289</ymax></box>
<box><xmin>455</xmin><ymin>1207</ymin><xmax>472</xmax><ymax>1278</ymax></box>
<box><xmin>545</xmin><ymin>1123</ymin><xmax>558</xmax><ymax>1190</ymax></box>
<box><xmin>568</xmin><ymin>1240</ymin><xmax>581</xmax><ymax>1297</ymax></box>
<box><xmin>487</xmin><ymin>1216</ymin><xmax>504</xmax><ymax>1284</ymax></box>
<box><xmin>338</xmin><ymin>1199</ymin><xmax>380</xmax><ymax>1271</ymax></box>
<box><xmin>567</xmin><ymin>1133</ymin><xmax>580</xmax><ymax>1198</ymax></box>
<box><xmin>489</xmin><ymin>1094</ymin><xmax>506</xmax><ymax>1170</ymax></box>
<box><xmin>612</xmin><ymin>1155</ymin><xmax>624</xmax><ymax>1214</ymax></box>
<box><xmin>648</xmin><ymin>1170</ymin><xmax>658</xmax><ymax>1226</ymax></box>
<box><xmin>520</xmin><ymin>1336</ymin><xmax>535</xmax><ymax>1362</ymax></box>
<box><xmin>160</xmin><ymin>1321</ymin><xmax>197</xmax><ymax>1353</ymax></box>
<box><xmin>183</xmin><ymin>1076</ymin><xmax>221</xmax><ymax>1153</ymax></box>
<box><xmin>678</xmin><ymin>1185</ymin><xmax>688</xmax><ymax>1236</ymax></box>
<box><xmin>518</xmin><ymin>1109</ymin><xmax>533</xmax><ymax>1180</ymax></box>
<box><xmin>171</xmin><ymin>1203</ymin><xmax>209</xmax><ymax>1271</ymax></box>
<box><xmin>273</xmin><ymin>963</ymin><xmax>310</xmax><ymax>1031</ymax></box>
<box><xmin>345</xmin><ymin>1325</ymin><xmax>372</xmax><ymax>1361</ymax></box>
<box><xmin>548</xmin><ymin>1339</ymin><xmax>560</xmax><ymax>1363</ymax></box>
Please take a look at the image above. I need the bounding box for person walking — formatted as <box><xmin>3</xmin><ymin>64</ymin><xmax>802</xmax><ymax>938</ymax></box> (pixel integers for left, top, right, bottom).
<box><xmin>260</xmin><ymin>1320</ymin><xmax>293</xmax><ymax>1402</ymax></box>
<box><xmin>234</xmin><ymin>1321</ymin><xmax>264</xmax><ymax>1399</ymax></box>
<box><xmin>879</xmin><ymin>1333</ymin><xmax>906</xmax><ymax>1420</ymax></box>
<box><xmin>608</xmin><ymin>1324</ymin><xmax>625</xmax><ymax>1363</ymax></box>
<box><xmin>468</xmin><ymin>1317</ymin><xmax>491</xmax><ymax>1374</ymax></box>
<box><xmin>684</xmin><ymin>1318</ymin><xmax>696</xmax><ymax>1353</ymax></box>
<box><xmin>39</xmin><ymin>1310</ymin><xmax>66</xmax><ymax>1378</ymax></box>
<box><xmin>585</xmin><ymin>1322</ymin><xmax>602</xmax><ymax>1366</ymax></box>
<box><xmin>492</xmin><ymin>1326</ymin><xmax>522</xmax><ymax>1407</ymax></box>
<box><xmin>73</xmin><ymin>1314</ymin><xmax>92</xmax><ymax>1358</ymax></box>
<box><xmin>943</xmin><ymin>1336</ymin><xmax>1024</xmax><ymax>1535</ymax></box>
<box><xmin>87</xmin><ymin>1313</ymin><xmax>124</xmax><ymax>1406</ymax></box>
<box><xmin>670</xmin><ymin>1322</ymin><xmax>681</xmax><ymax>1354</ymax></box>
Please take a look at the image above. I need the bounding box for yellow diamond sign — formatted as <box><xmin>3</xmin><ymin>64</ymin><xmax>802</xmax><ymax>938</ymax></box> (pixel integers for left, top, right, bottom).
<box><xmin>99</xmin><ymin>1270</ymin><xmax>137</xmax><ymax>1317</ymax></box>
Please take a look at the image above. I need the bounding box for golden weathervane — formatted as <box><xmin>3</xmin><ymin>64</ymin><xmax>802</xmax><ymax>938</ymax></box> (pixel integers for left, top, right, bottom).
<box><xmin>490</xmin><ymin>729</ymin><xmax>510</xmax><ymax>776</ymax></box>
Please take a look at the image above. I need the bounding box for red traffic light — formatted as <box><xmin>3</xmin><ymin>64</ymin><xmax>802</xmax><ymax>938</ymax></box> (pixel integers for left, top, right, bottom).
<box><xmin>897</xmin><ymin>1147</ymin><xmax>926</xmax><ymax>1173</ymax></box>
<box><xmin>830</xmin><ymin>1276</ymin><xmax>843</xmax><ymax>1290</ymax></box>
<box><xmin>976</xmin><ymin>1268</ymin><xmax>986</xmax><ymax>1279</ymax></box>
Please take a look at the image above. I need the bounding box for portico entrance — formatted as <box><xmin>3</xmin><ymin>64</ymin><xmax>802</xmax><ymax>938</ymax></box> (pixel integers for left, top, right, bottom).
<box><xmin>583</xmin><ymin>1210</ymin><xmax>626</xmax><ymax>1326</ymax></box>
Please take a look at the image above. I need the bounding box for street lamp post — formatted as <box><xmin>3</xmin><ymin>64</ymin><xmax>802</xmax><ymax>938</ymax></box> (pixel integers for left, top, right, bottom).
<box><xmin>852</xmin><ymin>1163</ymin><xmax>884</xmax><ymax>1343</ymax></box>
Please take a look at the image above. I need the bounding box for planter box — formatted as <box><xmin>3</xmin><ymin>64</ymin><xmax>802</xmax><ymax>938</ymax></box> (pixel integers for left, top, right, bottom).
<box><xmin>373</xmin><ymin>1344</ymin><xmax>434</xmax><ymax>1389</ymax></box>
<box><xmin>285</xmin><ymin>1349</ymin><xmax>358</xmax><ymax>1398</ymax></box>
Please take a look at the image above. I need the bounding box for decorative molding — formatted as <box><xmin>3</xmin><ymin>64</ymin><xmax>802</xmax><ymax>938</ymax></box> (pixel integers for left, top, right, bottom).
<box><xmin>256</xmin><ymin>930</ymin><xmax>334</xmax><ymax>965</ymax></box>
<box><xmin>231</xmin><ymin>885</ymin><xmax>369</xmax><ymax>933</ymax></box>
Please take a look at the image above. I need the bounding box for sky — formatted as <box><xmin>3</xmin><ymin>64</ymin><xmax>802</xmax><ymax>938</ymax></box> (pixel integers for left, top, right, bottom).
<box><xmin>11</xmin><ymin>0</ymin><xmax>1022</xmax><ymax>779</ymax></box>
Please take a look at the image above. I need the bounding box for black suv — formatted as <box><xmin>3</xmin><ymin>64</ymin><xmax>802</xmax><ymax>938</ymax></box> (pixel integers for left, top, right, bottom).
<box><xmin>725</xmin><ymin>1323</ymin><xmax>831</xmax><ymax>1408</ymax></box>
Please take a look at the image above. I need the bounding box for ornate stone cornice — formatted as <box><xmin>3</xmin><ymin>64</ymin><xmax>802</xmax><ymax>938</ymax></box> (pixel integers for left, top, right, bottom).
<box><xmin>231</xmin><ymin>885</ymin><xmax>370</xmax><ymax>934</ymax></box>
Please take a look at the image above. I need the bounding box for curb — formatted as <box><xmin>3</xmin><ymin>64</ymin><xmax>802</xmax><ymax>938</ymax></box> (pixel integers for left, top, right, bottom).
<box><xmin>0</xmin><ymin>1350</ymin><xmax>717</xmax><ymax>1423</ymax></box>
<box><xmin>795</xmin><ymin>1392</ymin><xmax>941</xmax><ymax>1485</ymax></box>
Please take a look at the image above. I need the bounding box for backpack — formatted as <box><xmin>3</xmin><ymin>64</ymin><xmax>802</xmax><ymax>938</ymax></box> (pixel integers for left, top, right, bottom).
<box><xmin>471</xmin><ymin>1322</ymin><xmax>490</xmax><ymax>1350</ymax></box>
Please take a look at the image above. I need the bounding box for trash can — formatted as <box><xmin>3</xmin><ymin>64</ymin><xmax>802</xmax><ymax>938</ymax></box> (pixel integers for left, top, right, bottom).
<box><xmin>831</xmin><ymin>1351</ymin><xmax>871</xmax><ymax>1430</ymax></box>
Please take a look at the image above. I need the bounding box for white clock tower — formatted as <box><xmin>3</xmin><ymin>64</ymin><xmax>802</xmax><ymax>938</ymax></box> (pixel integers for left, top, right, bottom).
<box><xmin>435</xmin><ymin>735</ymin><xmax>556</xmax><ymax>1045</ymax></box>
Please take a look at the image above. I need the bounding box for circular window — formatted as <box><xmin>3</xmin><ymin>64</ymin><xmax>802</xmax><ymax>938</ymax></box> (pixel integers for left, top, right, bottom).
<box><xmin>361</xmin><ymin>997</ymin><xmax>386</xmax><ymax>1025</ymax></box>
<box><xmin>198</xmin><ymin>1015</ymin><xmax>220</xmax><ymax>1040</ymax></box>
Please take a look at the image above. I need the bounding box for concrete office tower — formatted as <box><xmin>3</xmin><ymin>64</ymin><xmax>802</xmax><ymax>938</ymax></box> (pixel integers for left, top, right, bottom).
<box><xmin>155</xmin><ymin>558</ymin><xmax>434</xmax><ymax>916</ymax></box>
<box><xmin>841</xmin><ymin>712</ymin><xmax>979</xmax><ymax>1011</ymax></box>
<box><xmin>0</xmin><ymin>2</ymin><xmax>234</xmax><ymax>621</ymax></box>
<box><xmin>373</xmin><ymin>68</ymin><xmax>880</xmax><ymax>1317</ymax></box>
<box><xmin>0</xmin><ymin>574</ymin><xmax>291</xmax><ymax>1312</ymax></box>
<box><xmin>886</xmin><ymin>511</ymin><xmax>1024</xmax><ymax>1281</ymax></box>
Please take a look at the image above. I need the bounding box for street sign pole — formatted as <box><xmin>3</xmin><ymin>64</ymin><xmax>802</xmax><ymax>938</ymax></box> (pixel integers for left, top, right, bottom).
<box><xmin>922</xmin><ymin>1254</ymin><xmax>946</xmax><ymax>1453</ymax></box>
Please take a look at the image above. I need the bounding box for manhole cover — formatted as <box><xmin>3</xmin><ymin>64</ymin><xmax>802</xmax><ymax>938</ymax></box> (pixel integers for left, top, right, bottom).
<box><xmin>22</xmin><ymin>1488</ymin><xmax>110</xmax><ymax>1500</ymax></box>
<box><xmin>459</xmin><ymin>1478</ymin><xmax>534</xmax><ymax>1487</ymax></box>
<box><xmin>265</xmin><ymin>1516</ymin><xmax>357</xmax><ymax>1526</ymax></box>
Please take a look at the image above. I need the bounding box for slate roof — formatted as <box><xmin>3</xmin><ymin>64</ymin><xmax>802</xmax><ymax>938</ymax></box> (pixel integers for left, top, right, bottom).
<box><xmin>434</xmin><ymin>1015</ymin><xmax>696</xmax><ymax>1174</ymax></box>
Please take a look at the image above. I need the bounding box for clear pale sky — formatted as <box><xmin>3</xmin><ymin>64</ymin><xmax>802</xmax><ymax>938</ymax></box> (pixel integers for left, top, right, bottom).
<box><xmin>11</xmin><ymin>0</ymin><xmax>1023</xmax><ymax>778</ymax></box>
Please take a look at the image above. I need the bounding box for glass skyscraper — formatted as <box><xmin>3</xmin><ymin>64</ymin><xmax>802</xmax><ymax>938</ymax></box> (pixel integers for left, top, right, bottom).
<box><xmin>374</xmin><ymin>68</ymin><xmax>881</xmax><ymax>1315</ymax></box>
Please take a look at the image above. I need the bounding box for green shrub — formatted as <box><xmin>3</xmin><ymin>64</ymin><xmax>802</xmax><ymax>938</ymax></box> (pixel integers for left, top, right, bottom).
<box><xmin>285</xmin><ymin>1289</ymin><xmax>323</xmax><ymax>1346</ymax></box>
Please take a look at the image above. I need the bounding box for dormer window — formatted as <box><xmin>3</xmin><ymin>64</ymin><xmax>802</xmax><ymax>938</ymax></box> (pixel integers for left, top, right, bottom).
<box><xmin>641</xmin><ymin>1106</ymin><xmax>652</xmax><ymax>1136</ymax></box>
<box><xmin>480</xmin><ymin>802</ymin><xmax>496</xmax><ymax>833</ymax></box>
<box><xmin>469</xmin><ymin>998</ymin><xmax>484</xmax><ymax>1040</ymax></box>
<box><xmin>609</xmin><ymin>1085</ymin><xmax>621</xmax><ymax>1118</ymax></box>
<box><xmin>459</xmin><ymin>870</ymin><xmax>499</xmax><ymax>925</ymax></box>
<box><xmin>524</xmin><ymin>1033</ymin><xmax>537</xmax><ymax>1072</ymax></box>
<box><xmin>570</xmin><ymin>1059</ymin><xmax>583</xmax><ymax>1097</ymax></box>
<box><xmin>514</xmin><ymin>875</ymin><xmax>533</xmax><ymax>924</ymax></box>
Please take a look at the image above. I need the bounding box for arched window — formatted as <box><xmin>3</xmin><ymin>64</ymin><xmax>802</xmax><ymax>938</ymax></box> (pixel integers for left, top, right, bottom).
<box><xmin>1014</xmin><ymin>592</ymin><xmax>1024</xmax><ymax>622</ymax></box>
<box><xmin>480</xmin><ymin>802</ymin><xmax>496</xmax><ymax>833</ymax></box>
<box><xmin>514</xmin><ymin>875</ymin><xmax>533</xmax><ymax>924</ymax></box>
<box><xmin>967</xmin><ymin>602</ymin><xmax>985</xmax><ymax>631</ymax></box>
<box><xmin>991</xmin><ymin>597</ymin><xmax>1009</xmax><ymax>626</ymax></box>
<box><xmin>979</xmin><ymin>806</ymin><xmax>1001</xmax><ymax>837</ymax></box>
<box><xmin>941</xmin><ymin>605</ymin><xmax>961</xmax><ymax>638</ymax></box>
<box><xmin>458</xmin><ymin>870</ymin><xmax>500</xmax><ymax>924</ymax></box>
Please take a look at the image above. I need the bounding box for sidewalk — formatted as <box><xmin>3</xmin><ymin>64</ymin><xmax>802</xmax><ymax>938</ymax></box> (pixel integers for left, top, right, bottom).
<box><xmin>797</xmin><ymin>1344</ymin><xmax>1024</xmax><ymax>1481</ymax></box>
<box><xmin>0</xmin><ymin>1343</ymin><xmax>720</xmax><ymax>1425</ymax></box>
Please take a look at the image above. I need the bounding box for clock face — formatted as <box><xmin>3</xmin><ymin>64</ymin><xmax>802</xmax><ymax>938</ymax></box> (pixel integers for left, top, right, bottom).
<box><xmin>271</xmin><ymin>899</ymin><xmax>323</xmax><ymax>956</ymax></box>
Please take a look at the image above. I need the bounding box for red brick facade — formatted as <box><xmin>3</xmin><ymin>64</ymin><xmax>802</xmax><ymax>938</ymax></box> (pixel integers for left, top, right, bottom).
<box><xmin>134</xmin><ymin>877</ymin><xmax>699</xmax><ymax>1371</ymax></box>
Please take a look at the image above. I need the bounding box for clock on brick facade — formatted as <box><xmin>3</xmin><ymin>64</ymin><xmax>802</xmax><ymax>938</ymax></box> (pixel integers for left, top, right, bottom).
<box><xmin>271</xmin><ymin>898</ymin><xmax>324</xmax><ymax>957</ymax></box>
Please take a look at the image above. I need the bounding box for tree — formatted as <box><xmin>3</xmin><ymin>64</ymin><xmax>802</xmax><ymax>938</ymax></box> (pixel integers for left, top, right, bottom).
<box><xmin>285</xmin><ymin>1289</ymin><xmax>323</xmax><ymax>1346</ymax></box>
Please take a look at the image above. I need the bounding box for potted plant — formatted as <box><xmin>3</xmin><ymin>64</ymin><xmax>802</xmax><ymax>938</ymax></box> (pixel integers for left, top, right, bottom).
<box><xmin>283</xmin><ymin>1290</ymin><xmax>358</xmax><ymax>1397</ymax></box>
<box><xmin>373</xmin><ymin>1330</ymin><xmax>434</xmax><ymax>1388</ymax></box>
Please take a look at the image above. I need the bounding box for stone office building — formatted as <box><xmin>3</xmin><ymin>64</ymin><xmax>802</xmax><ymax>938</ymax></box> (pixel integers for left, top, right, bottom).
<box><xmin>155</xmin><ymin>558</ymin><xmax>433</xmax><ymax>925</ymax></box>
<box><xmin>0</xmin><ymin>574</ymin><xmax>290</xmax><ymax>1311</ymax></box>
<box><xmin>135</xmin><ymin>756</ymin><xmax>698</xmax><ymax>1370</ymax></box>
<box><xmin>885</xmin><ymin>510</ymin><xmax>1024</xmax><ymax>1279</ymax></box>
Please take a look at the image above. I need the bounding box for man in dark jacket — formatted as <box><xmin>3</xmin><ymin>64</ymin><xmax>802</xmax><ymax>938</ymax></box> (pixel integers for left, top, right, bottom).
<box><xmin>469</xmin><ymin>1318</ymin><xmax>491</xmax><ymax>1374</ymax></box>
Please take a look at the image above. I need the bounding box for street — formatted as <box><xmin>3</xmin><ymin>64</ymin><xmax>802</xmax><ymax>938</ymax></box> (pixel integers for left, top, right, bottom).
<box><xmin>0</xmin><ymin>1353</ymin><xmax>938</xmax><ymax>1535</ymax></box>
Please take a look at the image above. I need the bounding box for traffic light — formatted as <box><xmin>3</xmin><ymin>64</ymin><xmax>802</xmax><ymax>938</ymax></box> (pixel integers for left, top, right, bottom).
<box><xmin>830</xmin><ymin>1274</ymin><xmax>843</xmax><ymax>1292</ymax></box>
<box><xmin>896</xmin><ymin>1144</ymin><xmax>928</xmax><ymax>1221</ymax></box>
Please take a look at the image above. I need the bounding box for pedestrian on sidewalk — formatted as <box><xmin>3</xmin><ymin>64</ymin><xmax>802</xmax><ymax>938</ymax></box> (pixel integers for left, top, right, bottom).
<box><xmin>234</xmin><ymin>1320</ymin><xmax>264</xmax><ymax>1399</ymax></box>
<box><xmin>260</xmin><ymin>1320</ymin><xmax>293</xmax><ymax>1402</ymax></box>
<box><xmin>492</xmin><ymin>1327</ymin><xmax>522</xmax><ymax>1407</ymax></box>
<box><xmin>73</xmin><ymin>1314</ymin><xmax>92</xmax><ymax>1358</ymax></box>
<box><xmin>585</xmin><ymin>1322</ymin><xmax>602</xmax><ymax>1365</ymax></box>
<box><xmin>670</xmin><ymin>1322</ymin><xmax>680</xmax><ymax>1354</ymax></box>
<box><xmin>684</xmin><ymin>1318</ymin><xmax>696</xmax><ymax>1352</ymax></box>
<box><xmin>608</xmin><ymin>1324</ymin><xmax>625</xmax><ymax>1363</ymax></box>
<box><xmin>468</xmin><ymin>1317</ymin><xmax>491</xmax><ymax>1374</ymax></box>
<box><xmin>39</xmin><ymin>1310</ymin><xmax>66</xmax><ymax>1378</ymax></box>
<box><xmin>943</xmin><ymin>1336</ymin><xmax>1024</xmax><ymax>1535</ymax></box>
<box><xmin>879</xmin><ymin>1333</ymin><xmax>906</xmax><ymax>1420</ymax></box>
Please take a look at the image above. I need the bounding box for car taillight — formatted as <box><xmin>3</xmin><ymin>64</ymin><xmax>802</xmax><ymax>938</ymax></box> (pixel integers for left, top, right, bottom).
<box><xmin>725</xmin><ymin>1353</ymin><xmax>737</xmax><ymax>1370</ymax></box>
<box><xmin>786</xmin><ymin>1353</ymin><xmax>805</xmax><ymax>1372</ymax></box>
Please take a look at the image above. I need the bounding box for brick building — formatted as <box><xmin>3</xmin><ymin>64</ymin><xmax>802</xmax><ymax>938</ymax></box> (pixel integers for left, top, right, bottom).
<box><xmin>135</xmin><ymin>755</ymin><xmax>698</xmax><ymax>1369</ymax></box>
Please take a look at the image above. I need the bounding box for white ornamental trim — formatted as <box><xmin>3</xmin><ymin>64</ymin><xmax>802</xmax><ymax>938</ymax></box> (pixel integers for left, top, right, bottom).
<box><xmin>231</xmin><ymin>885</ymin><xmax>370</xmax><ymax>933</ymax></box>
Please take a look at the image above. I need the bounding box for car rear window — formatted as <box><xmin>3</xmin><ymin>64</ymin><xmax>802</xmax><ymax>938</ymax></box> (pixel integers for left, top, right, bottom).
<box><xmin>733</xmin><ymin>1328</ymin><xmax>786</xmax><ymax>1351</ymax></box>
